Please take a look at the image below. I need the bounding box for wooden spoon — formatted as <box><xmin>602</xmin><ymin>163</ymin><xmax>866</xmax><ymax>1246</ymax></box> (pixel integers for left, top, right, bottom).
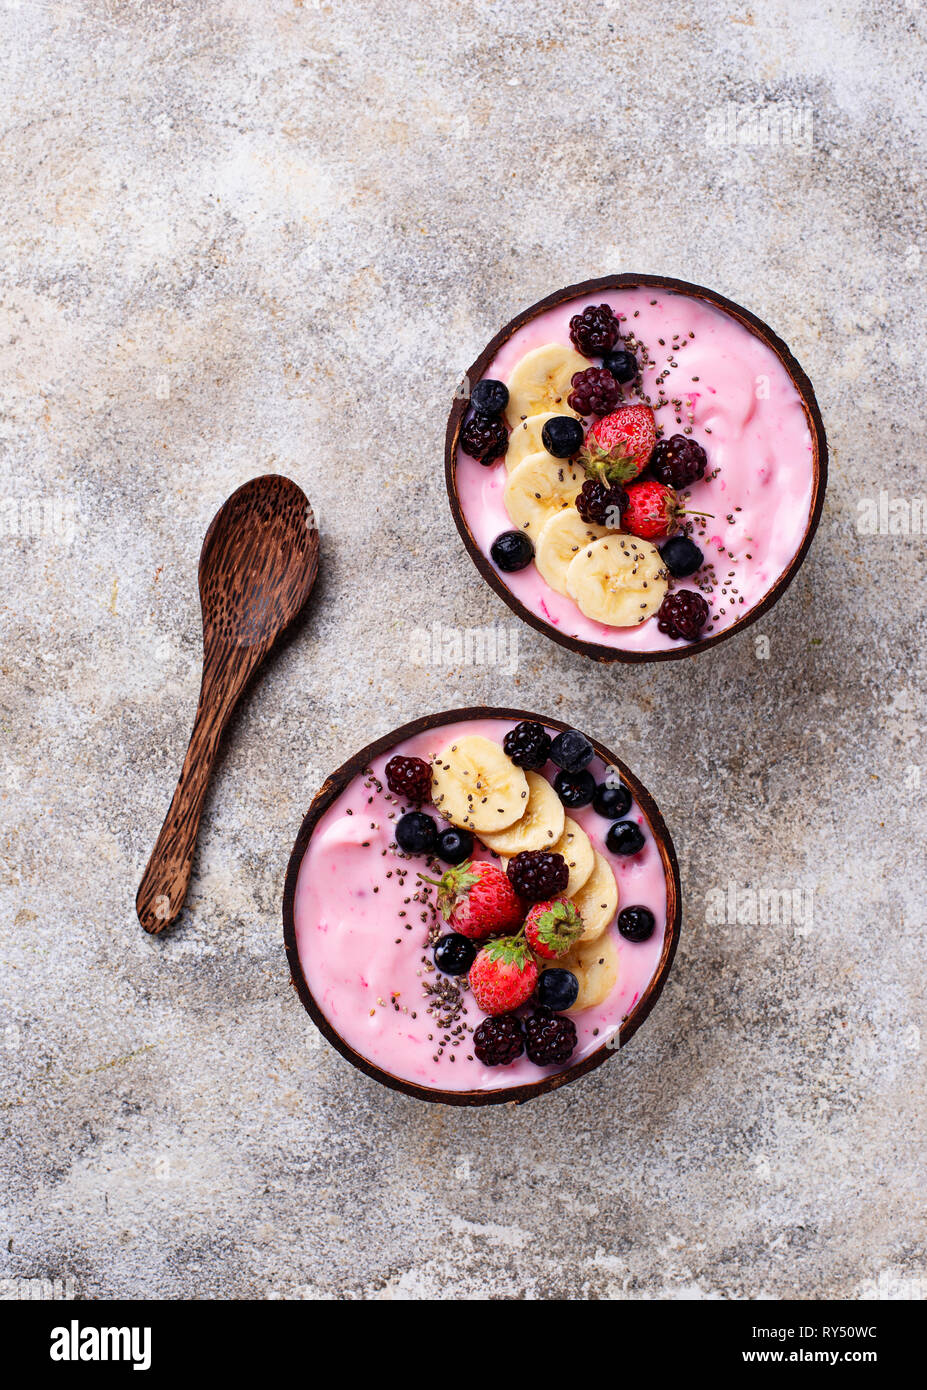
<box><xmin>136</xmin><ymin>474</ymin><xmax>319</xmax><ymax>935</ymax></box>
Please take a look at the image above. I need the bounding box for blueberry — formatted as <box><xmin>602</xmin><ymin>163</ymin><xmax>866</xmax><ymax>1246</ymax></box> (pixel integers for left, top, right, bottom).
<box><xmin>437</xmin><ymin>826</ymin><xmax>473</xmax><ymax>865</ymax></box>
<box><xmin>471</xmin><ymin>378</ymin><xmax>509</xmax><ymax>415</ymax></box>
<box><xmin>602</xmin><ymin>349</ymin><xmax>638</xmax><ymax>384</ymax></box>
<box><xmin>549</xmin><ymin>729</ymin><xmax>594</xmax><ymax>773</ymax></box>
<box><xmin>593</xmin><ymin>781</ymin><xmax>632</xmax><ymax>819</ymax></box>
<box><xmin>395</xmin><ymin>811</ymin><xmax>438</xmax><ymax>855</ymax></box>
<box><xmin>541</xmin><ymin>415</ymin><xmax>585</xmax><ymax>458</ymax></box>
<box><xmin>617</xmin><ymin>906</ymin><xmax>655</xmax><ymax>942</ymax></box>
<box><xmin>536</xmin><ymin>968</ymin><xmax>579</xmax><ymax>1011</ymax></box>
<box><xmin>491</xmin><ymin>530</ymin><xmax>534</xmax><ymax>573</ymax></box>
<box><xmin>433</xmin><ymin>933</ymin><xmax>477</xmax><ymax>975</ymax></box>
<box><xmin>660</xmin><ymin>535</ymin><xmax>704</xmax><ymax>579</ymax></box>
<box><xmin>554</xmin><ymin>768</ymin><xmax>595</xmax><ymax>809</ymax></box>
<box><xmin>605</xmin><ymin>820</ymin><xmax>646</xmax><ymax>856</ymax></box>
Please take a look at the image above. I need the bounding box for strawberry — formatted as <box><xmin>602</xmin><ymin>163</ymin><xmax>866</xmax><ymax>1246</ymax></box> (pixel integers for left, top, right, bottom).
<box><xmin>420</xmin><ymin>860</ymin><xmax>524</xmax><ymax>941</ymax></box>
<box><xmin>468</xmin><ymin>936</ymin><xmax>539</xmax><ymax>1015</ymax></box>
<box><xmin>579</xmin><ymin>405</ymin><xmax>656</xmax><ymax>486</ymax></box>
<box><xmin>524</xmin><ymin>898</ymin><xmax>585</xmax><ymax>960</ymax></box>
<box><xmin>622</xmin><ymin>480</ymin><xmax>687</xmax><ymax>539</ymax></box>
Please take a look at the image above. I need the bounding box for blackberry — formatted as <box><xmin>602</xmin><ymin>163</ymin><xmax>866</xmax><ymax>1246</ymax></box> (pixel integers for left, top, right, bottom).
<box><xmin>507</xmin><ymin>849</ymin><xmax>569</xmax><ymax>901</ymax></box>
<box><xmin>525</xmin><ymin>1007</ymin><xmax>577</xmax><ymax>1066</ymax></box>
<box><xmin>473</xmin><ymin>1013</ymin><xmax>525</xmax><ymax>1066</ymax></box>
<box><xmin>567</xmin><ymin>366</ymin><xmax>621</xmax><ymax>417</ymax></box>
<box><xmin>460</xmin><ymin>411</ymin><xmax>508</xmax><ymax>465</ymax></box>
<box><xmin>470</xmin><ymin>378</ymin><xmax>509</xmax><ymax>415</ymax></box>
<box><xmin>553</xmin><ymin>769</ymin><xmax>595</xmax><ymax>809</ymax></box>
<box><xmin>657</xmin><ymin>589</ymin><xmax>710</xmax><ymax>642</ymax></box>
<box><xmin>575</xmin><ymin>478</ymin><xmax>628</xmax><ymax>527</ymax></box>
<box><xmin>569</xmin><ymin>303</ymin><xmax>621</xmax><ymax>358</ymax></box>
<box><xmin>385</xmin><ymin>755</ymin><xmax>432</xmax><ymax>803</ymax></box>
<box><xmin>649</xmin><ymin>434</ymin><xmax>708</xmax><ymax>489</ymax></box>
<box><xmin>503</xmin><ymin>720</ymin><xmax>551</xmax><ymax>770</ymax></box>
<box><xmin>603</xmin><ymin>348</ymin><xmax>638</xmax><ymax>383</ymax></box>
<box><xmin>617</xmin><ymin>906</ymin><xmax>656</xmax><ymax>942</ymax></box>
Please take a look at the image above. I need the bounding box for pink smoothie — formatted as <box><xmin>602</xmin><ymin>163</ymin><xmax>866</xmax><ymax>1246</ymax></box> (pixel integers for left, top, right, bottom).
<box><xmin>456</xmin><ymin>287</ymin><xmax>816</xmax><ymax>652</ymax></box>
<box><xmin>293</xmin><ymin>718</ymin><xmax>669</xmax><ymax>1095</ymax></box>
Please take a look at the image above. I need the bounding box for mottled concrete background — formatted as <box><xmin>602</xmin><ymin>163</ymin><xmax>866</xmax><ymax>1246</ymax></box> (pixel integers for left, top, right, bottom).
<box><xmin>1</xmin><ymin>0</ymin><xmax>925</xmax><ymax>1301</ymax></box>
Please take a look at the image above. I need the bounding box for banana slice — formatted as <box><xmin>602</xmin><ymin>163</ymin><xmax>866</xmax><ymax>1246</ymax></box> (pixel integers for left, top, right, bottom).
<box><xmin>505</xmin><ymin>412</ymin><xmax>560</xmax><ymax>472</ymax></box>
<box><xmin>555</xmin><ymin>929</ymin><xmax>619</xmax><ymax>1012</ymax></box>
<box><xmin>503</xmin><ymin>453</ymin><xmax>585</xmax><ymax>540</ymax></box>
<box><xmin>430</xmin><ymin>735</ymin><xmax>528</xmax><ymax>834</ymax></box>
<box><xmin>479</xmin><ymin>771</ymin><xmax>565</xmax><ymax>855</ymax></box>
<box><xmin>566</xmin><ymin>534</ymin><xmax>668</xmax><ymax>627</ymax></box>
<box><xmin>504</xmin><ymin>344</ymin><xmax>587</xmax><ymax>427</ymax></box>
<box><xmin>551</xmin><ymin>816</ymin><xmax>594</xmax><ymax>897</ymax></box>
<box><xmin>535</xmin><ymin>508</ymin><xmax>609</xmax><ymax>596</ymax></box>
<box><xmin>568</xmin><ymin>851</ymin><xmax>619</xmax><ymax>941</ymax></box>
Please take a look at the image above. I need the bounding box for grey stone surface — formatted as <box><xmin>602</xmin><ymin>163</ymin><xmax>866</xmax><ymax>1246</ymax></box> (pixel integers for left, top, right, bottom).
<box><xmin>1</xmin><ymin>0</ymin><xmax>925</xmax><ymax>1301</ymax></box>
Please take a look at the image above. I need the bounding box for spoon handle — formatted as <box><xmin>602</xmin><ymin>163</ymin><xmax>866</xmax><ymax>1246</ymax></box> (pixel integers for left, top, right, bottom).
<box><xmin>136</xmin><ymin>681</ymin><xmax>234</xmax><ymax>934</ymax></box>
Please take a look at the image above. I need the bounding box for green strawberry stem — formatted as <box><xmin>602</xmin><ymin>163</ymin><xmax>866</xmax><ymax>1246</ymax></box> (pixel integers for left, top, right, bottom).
<box><xmin>417</xmin><ymin>861</ymin><xmax>479</xmax><ymax>921</ymax></box>
<box><xmin>484</xmin><ymin>932</ymin><xmax>531</xmax><ymax>968</ymax></box>
<box><xmin>529</xmin><ymin>899</ymin><xmax>584</xmax><ymax>954</ymax></box>
<box><xmin>580</xmin><ymin>442</ymin><xmax>640</xmax><ymax>486</ymax></box>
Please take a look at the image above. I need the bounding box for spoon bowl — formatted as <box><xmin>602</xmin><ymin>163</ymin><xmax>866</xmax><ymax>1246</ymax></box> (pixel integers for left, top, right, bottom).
<box><xmin>137</xmin><ymin>475</ymin><xmax>319</xmax><ymax>935</ymax></box>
